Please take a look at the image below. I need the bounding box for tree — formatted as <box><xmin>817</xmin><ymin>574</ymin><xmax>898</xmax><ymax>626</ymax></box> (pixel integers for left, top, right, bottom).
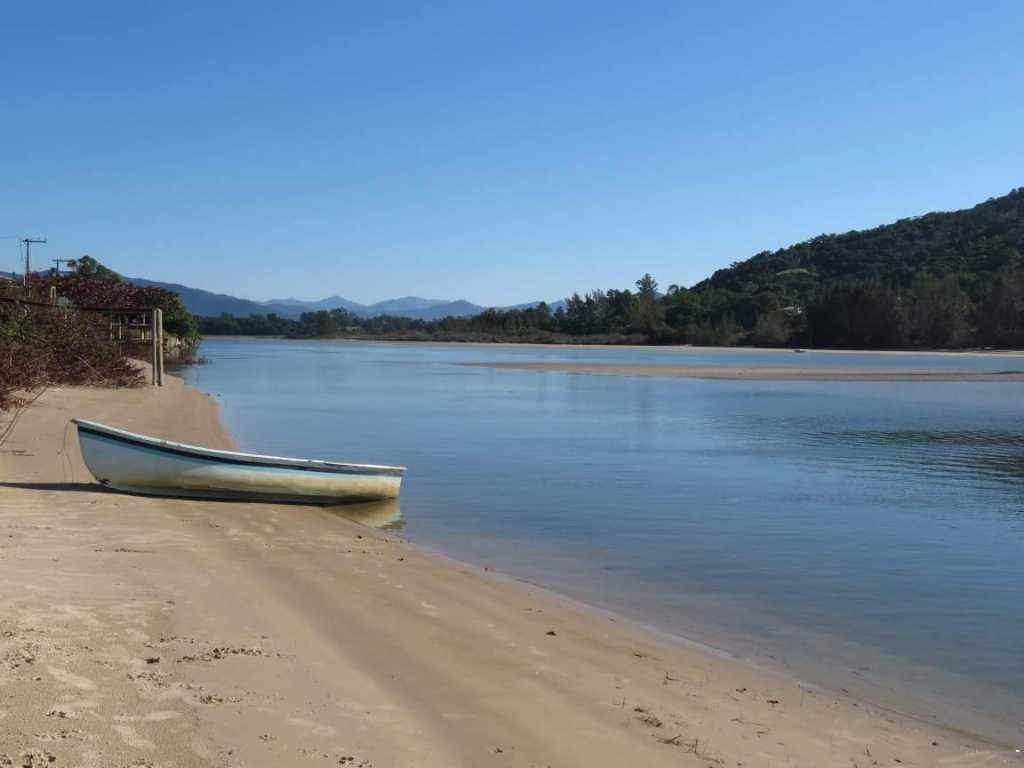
<box><xmin>604</xmin><ymin>289</ymin><xmax>636</xmax><ymax>332</ymax></box>
<box><xmin>69</xmin><ymin>255</ymin><xmax>121</xmax><ymax>282</ymax></box>
<box><xmin>752</xmin><ymin>311</ymin><xmax>794</xmax><ymax>347</ymax></box>
<box><xmin>663</xmin><ymin>288</ymin><xmax>701</xmax><ymax>331</ymax></box>
<box><xmin>688</xmin><ymin>314</ymin><xmax>743</xmax><ymax>346</ymax></box>
<box><xmin>905</xmin><ymin>273</ymin><xmax>971</xmax><ymax>348</ymax></box>
<box><xmin>975</xmin><ymin>268</ymin><xmax>1024</xmax><ymax>347</ymax></box>
<box><xmin>804</xmin><ymin>280</ymin><xmax>905</xmax><ymax>348</ymax></box>
<box><xmin>636</xmin><ymin>273</ymin><xmax>658</xmax><ymax>297</ymax></box>
<box><xmin>634</xmin><ymin>273</ymin><xmax>664</xmax><ymax>338</ymax></box>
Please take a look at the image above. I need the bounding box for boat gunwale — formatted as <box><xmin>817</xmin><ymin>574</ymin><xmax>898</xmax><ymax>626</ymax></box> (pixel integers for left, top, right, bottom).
<box><xmin>72</xmin><ymin>418</ymin><xmax>406</xmax><ymax>477</ymax></box>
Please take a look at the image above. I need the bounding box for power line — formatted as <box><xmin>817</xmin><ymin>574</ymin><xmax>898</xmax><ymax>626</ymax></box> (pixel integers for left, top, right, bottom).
<box><xmin>20</xmin><ymin>237</ymin><xmax>46</xmax><ymax>286</ymax></box>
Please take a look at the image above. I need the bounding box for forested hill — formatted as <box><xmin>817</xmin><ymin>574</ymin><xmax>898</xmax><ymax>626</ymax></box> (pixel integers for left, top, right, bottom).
<box><xmin>695</xmin><ymin>189</ymin><xmax>1024</xmax><ymax>302</ymax></box>
<box><xmin>199</xmin><ymin>188</ymin><xmax>1024</xmax><ymax>349</ymax></box>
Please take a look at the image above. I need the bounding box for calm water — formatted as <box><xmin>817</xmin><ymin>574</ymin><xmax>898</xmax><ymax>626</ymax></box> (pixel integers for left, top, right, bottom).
<box><xmin>183</xmin><ymin>339</ymin><xmax>1024</xmax><ymax>743</ymax></box>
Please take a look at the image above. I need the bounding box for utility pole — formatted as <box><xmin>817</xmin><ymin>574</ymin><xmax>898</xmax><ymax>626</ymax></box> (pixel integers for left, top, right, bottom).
<box><xmin>20</xmin><ymin>237</ymin><xmax>46</xmax><ymax>286</ymax></box>
<box><xmin>52</xmin><ymin>257</ymin><xmax>73</xmax><ymax>276</ymax></box>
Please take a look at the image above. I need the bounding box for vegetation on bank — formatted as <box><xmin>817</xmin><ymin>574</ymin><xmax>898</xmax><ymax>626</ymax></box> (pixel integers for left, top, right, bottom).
<box><xmin>0</xmin><ymin>299</ymin><xmax>143</xmax><ymax>410</ymax></box>
<box><xmin>199</xmin><ymin>189</ymin><xmax>1024</xmax><ymax>349</ymax></box>
<box><xmin>24</xmin><ymin>256</ymin><xmax>199</xmax><ymax>341</ymax></box>
<box><xmin>0</xmin><ymin>257</ymin><xmax>198</xmax><ymax>409</ymax></box>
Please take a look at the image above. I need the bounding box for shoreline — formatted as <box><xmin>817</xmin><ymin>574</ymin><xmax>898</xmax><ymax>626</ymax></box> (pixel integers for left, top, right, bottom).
<box><xmin>405</xmin><ymin>533</ymin><xmax>1024</xmax><ymax>746</ymax></box>
<box><xmin>461</xmin><ymin>361</ymin><xmax>1024</xmax><ymax>381</ymax></box>
<box><xmin>0</xmin><ymin>377</ymin><xmax>1016</xmax><ymax>766</ymax></box>
<box><xmin>202</xmin><ymin>334</ymin><xmax>1024</xmax><ymax>358</ymax></box>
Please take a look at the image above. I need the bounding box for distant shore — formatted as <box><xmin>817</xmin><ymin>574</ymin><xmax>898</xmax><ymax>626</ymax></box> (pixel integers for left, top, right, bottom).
<box><xmin>461</xmin><ymin>361</ymin><xmax>1024</xmax><ymax>381</ymax></box>
<box><xmin>205</xmin><ymin>333</ymin><xmax>1024</xmax><ymax>357</ymax></box>
<box><xmin>0</xmin><ymin>377</ymin><xmax>1015</xmax><ymax>765</ymax></box>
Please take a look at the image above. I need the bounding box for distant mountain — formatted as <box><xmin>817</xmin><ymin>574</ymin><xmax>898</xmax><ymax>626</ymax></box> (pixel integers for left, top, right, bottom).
<box><xmin>504</xmin><ymin>299</ymin><xmax>567</xmax><ymax>312</ymax></box>
<box><xmin>396</xmin><ymin>299</ymin><xmax>483</xmax><ymax>320</ymax></box>
<box><xmin>125</xmin><ymin>278</ymin><xmax>306</xmax><ymax>318</ymax></box>
<box><xmin>263</xmin><ymin>295</ymin><xmax>366</xmax><ymax>313</ymax></box>
<box><xmin>123</xmin><ymin>277</ymin><xmax>550</xmax><ymax>321</ymax></box>
<box><xmin>366</xmin><ymin>296</ymin><xmax>450</xmax><ymax>315</ymax></box>
<box><xmin>371</xmin><ymin>298</ymin><xmax>567</xmax><ymax>320</ymax></box>
<box><xmin>260</xmin><ymin>295</ymin><xmax>476</xmax><ymax>319</ymax></box>
<box><xmin>263</xmin><ymin>297</ymin><xmax>311</xmax><ymax>306</ymax></box>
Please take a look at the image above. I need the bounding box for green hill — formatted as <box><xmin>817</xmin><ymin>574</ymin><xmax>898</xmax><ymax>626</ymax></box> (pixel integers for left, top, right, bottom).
<box><xmin>663</xmin><ymin>188</ymin><xmax>1024</xmax><ymax>348</ymax></box>
<box><xmin>694</xmin><ymin>189</ymin><xmax>1023</xmax><ymax>306</ymax></box>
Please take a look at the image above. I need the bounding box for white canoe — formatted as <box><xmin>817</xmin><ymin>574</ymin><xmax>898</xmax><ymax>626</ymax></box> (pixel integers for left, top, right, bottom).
<box><xmin>72</xmin><ymin>419</ymin><xmax>404</xmax><ymax>504</ymax></box>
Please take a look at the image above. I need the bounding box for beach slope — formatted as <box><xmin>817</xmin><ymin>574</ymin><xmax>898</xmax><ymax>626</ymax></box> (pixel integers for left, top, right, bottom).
<box><xmin>0</xmin><ymin>377</ymin><xmax>1012</xmax><ymax>766</ymax></box>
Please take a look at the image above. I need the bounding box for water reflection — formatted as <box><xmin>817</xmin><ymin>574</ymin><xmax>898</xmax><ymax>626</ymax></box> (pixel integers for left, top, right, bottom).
<box><xmin>325</xmin><ymin>498</ymin><xmax>404</xmax><ymax>530</ymax></box>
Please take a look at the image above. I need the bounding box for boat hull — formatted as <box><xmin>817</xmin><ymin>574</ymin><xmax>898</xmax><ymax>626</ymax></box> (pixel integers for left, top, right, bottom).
<box><xmin>74</xmin><ymin>420</ymin><xmax>403</xmax><ymax>504</ymax></box>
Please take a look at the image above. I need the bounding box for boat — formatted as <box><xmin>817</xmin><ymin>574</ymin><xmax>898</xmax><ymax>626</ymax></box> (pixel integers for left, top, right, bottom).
<box><xmin>71</xmin><ymin>418</ymin><xmax>404</xmax><ymax>504</ymax></box>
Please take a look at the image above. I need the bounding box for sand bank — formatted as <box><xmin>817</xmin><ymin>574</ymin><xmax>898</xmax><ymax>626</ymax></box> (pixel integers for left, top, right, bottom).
<box><xmin>0</xmin><ymin>377</ymin><xmax>1014</xmax><ymax>766</ymax></box>
<box><xmin>463</xmin><ymin>361</ymin><xmax>1024</xmax><ymax>381</ymax></box>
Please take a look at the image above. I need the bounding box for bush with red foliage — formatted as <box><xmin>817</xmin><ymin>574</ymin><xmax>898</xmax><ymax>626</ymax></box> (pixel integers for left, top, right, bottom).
<box><xmin>26</xmin><ymin>275</ymin><xmax>198</xmax><ymax>340</ymax></box>
<box><xmin>0</xmin><ymin>300</ymin><xmax>144</xmax><ymax>410</ymax></box>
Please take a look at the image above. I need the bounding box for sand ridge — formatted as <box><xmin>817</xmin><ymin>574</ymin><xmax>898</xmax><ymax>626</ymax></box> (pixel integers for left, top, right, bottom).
<box><xmin>462</xmin><ymin>361</ymin><xmax>1024</xmax><ymax>381</ymax></box>
<box><xmin>0</xmin><ymin>376</ymin><xmax>1016</xmax><ymax>766</ymax></box>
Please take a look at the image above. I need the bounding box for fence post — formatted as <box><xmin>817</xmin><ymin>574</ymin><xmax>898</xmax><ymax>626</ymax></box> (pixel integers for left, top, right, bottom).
<box><xmin>151</xmin><ymin>310</ymin><xmax>159</xmax><ymax>386</ymax></box>
<box><xmin>49</xmin><ymin>286</ymin><xmax>57</xmax><ymax>305</ymax></box>
<box><xmin>156</xmin><ymin>308</ymin><xmax>164</xmax><ymax>387</ymax></box>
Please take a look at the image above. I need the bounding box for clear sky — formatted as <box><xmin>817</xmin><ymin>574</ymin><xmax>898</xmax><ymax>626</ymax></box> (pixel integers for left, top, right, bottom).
<box><xmin>2</xmin><ymin>1</ymin><xmax>1021</xmax><ymax>306</ymax></box>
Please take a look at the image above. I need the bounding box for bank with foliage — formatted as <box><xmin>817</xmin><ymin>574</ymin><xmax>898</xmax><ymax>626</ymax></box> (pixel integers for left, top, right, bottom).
<box><xmin>0</xmin><ymin>257</ymin><xmax>198</xmax><ymax>409</ymax></box>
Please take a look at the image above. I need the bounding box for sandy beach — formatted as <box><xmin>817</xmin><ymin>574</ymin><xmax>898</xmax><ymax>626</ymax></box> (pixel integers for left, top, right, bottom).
<box><xmin>0</xmin><ymin>376</ymin><xmax>1014</xmax><ymax>767</ymax></box>
<box><xmin>462</xmin><ymin>361</ymin><xmax>1024</xmax><ymax>381</ymax></box>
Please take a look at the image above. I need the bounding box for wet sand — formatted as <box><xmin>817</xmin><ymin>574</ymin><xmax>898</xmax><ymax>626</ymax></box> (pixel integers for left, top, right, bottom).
<box><xmin>463</xmin><ymin>361</ymin><xmax>1024</xmax><ymax>381</ymax></box>
<box><xmin>0</xmin><ymin>376</ymin><xmax>1014</xmax><ymax>766</ymax></box>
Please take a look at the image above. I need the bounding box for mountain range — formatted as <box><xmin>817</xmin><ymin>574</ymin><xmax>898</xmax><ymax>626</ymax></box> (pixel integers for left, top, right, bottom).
<box><xmin>124</xmin><ymin>278</ymin><xmax>561</xmax><ymax>320</ymax></box>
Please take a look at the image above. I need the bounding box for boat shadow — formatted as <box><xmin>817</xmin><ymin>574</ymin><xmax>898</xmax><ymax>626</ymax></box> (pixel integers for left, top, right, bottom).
<box><xmin>0</xmin><ymin>482</ymin><xmax>406</xmax><ymax>529</ymax></box>
<box><xmin>0</xmin><ymin>481</ymin><xmax>115</xmax><ymax>494</ymax></box>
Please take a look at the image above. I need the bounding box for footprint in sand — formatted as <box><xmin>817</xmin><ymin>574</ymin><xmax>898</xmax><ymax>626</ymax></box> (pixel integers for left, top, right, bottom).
<box><xmin>125</xmin><ymin>628</ymin><xmax>150</xmax><ymax>643</ymax></box>
<box><xmin>114</xmin><ymin>711</ymin><xmax>182</xmax><ymax>722</ymax></box>
<box><xmin>113</xmin><ymin>724</ymin><xmax>155</xmax><ymax>750</ymax></box>
<box><xmin>287</xmin><ymin>716</ymin><xmax>337</xmax><ymax>737</ymax></box>
<box><xmin>47</xmin><ymin>666</ymin><xmax>96</xmax><ymax>691</ymax></box>
<box><xmin>190</xmin><ymin>734</ymin><xmax>215</xmax><ymax>760</ymax></box>
<box><xmin>145</xmin><ymin>710</ymin><xmax>182</xmax><ymax>721</ymax></box>
<box><xmin>54</xmin><ymin>604</ymin><xmax>102</xmax><ymax>628</ymax></box>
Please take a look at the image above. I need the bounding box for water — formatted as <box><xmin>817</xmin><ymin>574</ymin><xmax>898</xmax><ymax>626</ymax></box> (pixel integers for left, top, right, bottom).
<box><xmin>182</xmin><ymin>339</ymin><xmax>1024</xmax><ymax>743</ymax></box>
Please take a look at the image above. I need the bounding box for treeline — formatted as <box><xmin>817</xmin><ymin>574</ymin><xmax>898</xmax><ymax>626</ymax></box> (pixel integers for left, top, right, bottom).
<box><xmin>198</xmin><ymin>274</ymin><xmax>660</xmax><ymax>344</ymax></box>
<box><xmin>198</xmin><ymin>312</ymin><xmax>297</xmax><ymax>336</ymax></box>
<box><xmin>199</xmin><ymin>267</ymin><xmax>1024</xmax><ymax>349</ymax></box>
<box><xmin>199</xmin><ymin>188</ymin><xmax>1024</xmax><ymax>349</ymax></box>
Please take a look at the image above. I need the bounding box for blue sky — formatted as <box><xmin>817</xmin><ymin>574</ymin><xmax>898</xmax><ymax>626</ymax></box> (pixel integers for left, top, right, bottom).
<box><xmin>2</xmin><ymin>1</ymin><xmax>1021</xmax><ymax>306</ymax></box>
